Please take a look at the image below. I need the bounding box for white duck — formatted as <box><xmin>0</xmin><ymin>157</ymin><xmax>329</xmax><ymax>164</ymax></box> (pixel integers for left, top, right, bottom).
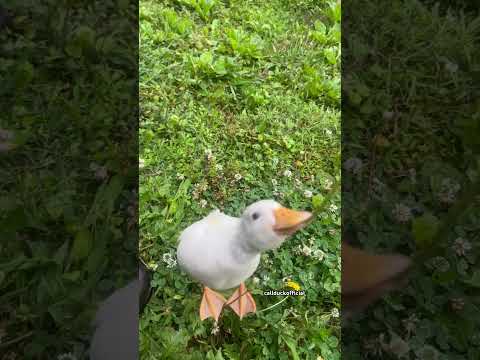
<box><xmin>177</xmin><ymin>199</ymin><xmax>313</xmax><ymax>322</ymax></box>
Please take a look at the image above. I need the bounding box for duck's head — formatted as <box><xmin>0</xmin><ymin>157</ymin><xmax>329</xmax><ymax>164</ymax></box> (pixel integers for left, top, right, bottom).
<box><xmin>240</xmin><ymin>200</ymin><xmax>313</xmax><ymax>251</ymax></box>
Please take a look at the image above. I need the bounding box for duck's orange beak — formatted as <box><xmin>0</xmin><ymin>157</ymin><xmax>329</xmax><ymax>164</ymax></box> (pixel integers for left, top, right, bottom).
<box><xmin>273</xmin><ymin>207</ymin><xmax>313</xmax><ymax>236</ymax></box>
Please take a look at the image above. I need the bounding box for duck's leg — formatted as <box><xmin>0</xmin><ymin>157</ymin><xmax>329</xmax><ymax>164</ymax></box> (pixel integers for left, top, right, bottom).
<box><xmin>226</xmin><ymin>282</ymin><xmax>256</xmax><ymax>319</ymax></box>
<box><xmin>200</xmin><ymin>287</ymin><xmax>227</xmax><ymax>322</ymax></box>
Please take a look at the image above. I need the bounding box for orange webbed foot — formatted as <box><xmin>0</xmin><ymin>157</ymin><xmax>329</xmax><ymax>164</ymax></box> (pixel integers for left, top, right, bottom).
<box><xmin>226</xmin><ymin>282</ymin><xmax>256</xmax><ymax>320</ymax></box>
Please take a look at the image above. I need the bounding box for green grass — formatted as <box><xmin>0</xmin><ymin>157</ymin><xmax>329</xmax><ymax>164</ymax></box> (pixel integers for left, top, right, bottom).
<box><xmin>342</xmin><ymin>1</ymin><xmax>480</xmax><ymax>359</ymax></box>
<box><xmin>139</xmin><ymin>0</ymin><xmax>341</xmax><ymax>359</ymax></box>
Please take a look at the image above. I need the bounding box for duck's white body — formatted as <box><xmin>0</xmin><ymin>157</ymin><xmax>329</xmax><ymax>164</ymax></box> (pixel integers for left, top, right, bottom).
<box><xmin>177</xmin><ymin>210</ymin><xmax>261</xmax><ymax>290</ymax></box>
<box><xmin>176</xmin><ymin>199</ymin><xmax>312</xmax><ymax>322</ymax></box>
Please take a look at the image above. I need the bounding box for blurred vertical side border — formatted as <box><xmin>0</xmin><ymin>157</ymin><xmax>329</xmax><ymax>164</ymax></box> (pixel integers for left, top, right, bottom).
<box><xmin>0</xmin><ymin>0</ymin><xmax>139</xmax><ymax>358</ymax></box>
<box><xmin>342</xmin><ymin>0</ymin><xmax>480</xmax><ymax>359</ymax></box>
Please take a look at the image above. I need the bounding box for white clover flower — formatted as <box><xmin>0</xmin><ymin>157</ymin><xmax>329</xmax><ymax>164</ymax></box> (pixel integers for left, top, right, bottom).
<box><xmin>472</xmin><ymin>333</ymin><xmax>480</xmax><ymax>346</ymax></box>
<box><xmin>139</xmin><ymin>158</ymin><xmax>145</xmax><ymax>169</ymax></box>
<box><xmin>176</xmin><ymin>173</ymin><xmax>185</xmax><ymax>180</ymax></box>
<box><xmin>343</xmin><ymin>157</ymin><xmax>363</xmax><ymax>174</ymax></box>
<box><xmin>0</xmin><ymin>129</ymin><xmax>14</xmax><ymax>152</ymax></box>
<box><xmin>385</xmin><ymin>335</ymin><xmax>410</xmax><ymax>358</ymax></box>
<box><xmin>57</xmin><ymin>354</ymin><xmax>77</xmax><ymax>360</ymax></box>
<box><xmin>271</xmin><ymin>179</ymin><xmax>278</xmax><ymax>187</ymax></box>
<box><xmin>331</xmin><ymin>308</ymin><xmax>339</xmax><ymax>318</ymax></box>
<box><xmin>0</xmin><ymin>142</ymin><xmax>12</xmax><ymax>152</ymax></box>
<box><xmin>293</xmin><ymin>245</ymin><xmax>302</xmax><ymax>255</ymax></box>
<box><xmin>200</xmin><ymin>199</ymin><xmax>208</xmax><ymax>208</ymax></box>
<box><xmin>162</xmin><ymin>253</ymin><xmax>177</xmax><ymax>268</ymax></box>
<box><xmin>325</xmin><ymin>129</ymin><xmax>332</xmax><ymax>136</ymax></box>
<box><xmin>392</xmin><ymin>203</ymin><xmax>412</xmax><ymax>223</ymax></box>
<box><xmin>215</xmin><ymin>164</ymin><xmax>223</xmax><ymax>171</ymax></box>
<box><xmin>234</xmin><ymin>173</ymin><xmax>242</xmax><ymax>181</ymax></box>
<box><xmin>262</xmin><ymin>254</ymin><xmax>273</xmax><ymax>266</ymax></box>
<box><xmin>415</xmin><ymin>345</ymin><xmax>440</xmax><ymax>360</ymax></box>
<box><xmin>323</xmin><ymin>178</ymin><xmax>333</xmax><ymax>190</ymax></box>
<box><xmin>313</xmin><ymin>249</ymin><xmax>325</xmax><ymax>261</ymax></box>
<box><xmin>329</xmin><ymin>204</ymin><xmax>338</xmax><ymax>212</ymax></box>
<box><xmin>426</xmin><ymin>256</ymin><xmax>450</xmax><ymax>272</ymax></box>
<box><xmin>252</xmin><ymin>276</ymin><xmax>260</xmax><ymax>284</ymax></box>
<box><xmin>382</xmin><ymin>111</ymin><xmax>394</xmax><ymax>120</ymax></box>
<box><xmin>283</xmin><ymin>169</ymin><xmax>292</xmax><ymax>178</ymax></box>
<box><xmin>438</xmin><ymin>178</ymin><xmax>460</xmax><ymax>204</ymax></box>
<box><xmin>444</xmin><ymin>61</ymin><xmax>458</xmax><ymax>73</ymax></box>
<box><xmin>467</xmin><ymin>168</ymin><xmax>478</xmax><ymax>182</ymax></box>
<box><xmin>363</xmin><ymin>336</ymin><xmax>383</xmax><ymax>357</ymax></box>
<box><xmin>409</xmin><ymin>168</ymin><xmax>417</xmax><ymax>183</ymax></box>
<box><xmin>453</xmin><ymin>237</ymin><xmax>472</xmax><ymax>257</ymax></box>
<box><xmin>211</xmin><ymin>322</ymin><xmax>220</xmax><ymax>335</ymax></box>
<box><xmin>96</xmin><ymin>167</ymin><xmax>108</xmax><ymax>180</ymax></box>
<box><xmin>192</xmin><ymin>183</ymin><xmax>205</xmax><ymax>199</ymax></box>
<box><xmin>304</xmin><ymin>190</ymin><xmax>313</xmax><ymax>198</ymax></box>
<box><xmin>90</xmin><ymin>163</ymin><xmax>108</xmax><ymax>180</ymax></box>
<box><xmin>0</xmin><ymin>129</ymin><xmax>14</xmax><ymax>140</ymax></box>
<box><xmin>205</xmin><ymin>149</ymin><xmax>214</xmax><ymax>162</ymax></box>
<box><xmin>302</xmin><ymin>244</ymin><xmax>313</xmax><ymax>257</ymax></box>
<box><xmin>371</xmin><ymin>178</ymin><xmax>386</xmax><ymax>199</ymax></box>
<box><xmin>402</xmin><ymin>314</ymin><xmax>419</xmax><ymax>335</ymax></box>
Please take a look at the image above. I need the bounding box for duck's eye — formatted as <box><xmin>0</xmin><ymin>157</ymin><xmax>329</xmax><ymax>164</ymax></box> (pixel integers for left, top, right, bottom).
<box><xmin>252</xmin><ymin>212</ymin><xmax>260</xmax><ymax>220</ymax></box>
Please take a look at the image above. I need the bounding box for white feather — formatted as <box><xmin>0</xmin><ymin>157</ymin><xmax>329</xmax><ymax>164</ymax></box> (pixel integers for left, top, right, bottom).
<box><xmin>177</xmin><ymin>200</ymin><xmax>285</xmax><ymax>290</ymax></box>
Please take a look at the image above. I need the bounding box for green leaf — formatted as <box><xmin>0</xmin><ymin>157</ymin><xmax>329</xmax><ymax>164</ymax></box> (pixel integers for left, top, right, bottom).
<box><xmin>0</xmin><ymin>194</ymin><xmax>17</xmax><ymax>212</ymax></box>
<box><xmin>14</xmin><ymin>61</ymin><xmax>34</xmax><ymax>89</ymax></box>
<box><xmin>312</xmin><ymin>194</ymin><xmax>325</xmax><ymax>210</ymax></box>
<box><xmin>53</xmin><ymin>240</ymin><xmax>69</xmax><ymax>266</ymax></box>
<box><xmin>314</xmin><ymin>20</ymin><xmax>327</xmax><ymax>34</ymax></box>
<box><xmin>463</xmin><ymin>270</ymin><xmax>480</xmax><ymax>288</ymax></box>
<box><xmin>215</xmin><ymin>349</ymin><xmax>225</xmax><ymax>360</ymax></box>
<box><xmin>412</xmin><ymin>213</ymin><xmax>439</xmax><ymax>248</ymax></box>
<box><xmin>323</xmin><ymin>47</ymin><xmax>337</xmax><ymax>65</ymax></box>
<box><xmin>75</xmin><ymin>25</ymin><xmax>96</xmax><ymax>48</ymax></box>
<box><xmin>87</xmin><ymin>240</ymin><xmax>107</xmax><ymax>275</ymax></box>
<box><xmin>48</xmin><ymin>303</ymin><xmax>66</xmax><ymax>324</ymax></box>
<box><xmin>45</xmin><ymin>193</ymin><xmax>66</xmax><ymax>220</ymax></box>
<box><xmin>70</xmin><ymin>228</ymin><xmax>93</xmax><ymax>262</ymax></box>
<box><xmin>206</xmin><ymin>350</ymin><xmax>224</xmax><ymax>360</ymax></box>
<box><xmin>282</xmin><ymin>337</ymin><xmax>300</xmax><ymax>360</ymax></box>
<box><xmin>65</xmin><ymin>42</ymin><xmax>82</xmax><ymax>58</ymax></box>
<box><xmin>2</xmin><ymin>207</ymin><xmax>29</xmax><ymax>233</ymax></box>
<box><xmin>86</xmin><ymin>175</ymin><xmax>124</xmax><ymax>225</ymax></box>
<box><xmin>63</xmin><ymin>271</ymin><xmax>81</xmax><ymax>282</ymax></box>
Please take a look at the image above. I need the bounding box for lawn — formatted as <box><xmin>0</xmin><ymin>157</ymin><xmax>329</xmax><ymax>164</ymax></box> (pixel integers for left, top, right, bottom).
<box><xmin>139</xmin><ymin>0</ymin><xmax>341</xmax><ymax>359</ymax></box>
<box><xmin>342</xmin><ymin>1</ymin><xmax>480</xmax><ymax>359</ymax></box>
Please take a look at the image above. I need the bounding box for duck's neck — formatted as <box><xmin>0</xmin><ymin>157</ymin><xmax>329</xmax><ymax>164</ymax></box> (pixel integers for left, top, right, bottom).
<box><xmin>232</xmin><ymin>224</ymin><xmax>261</xmax><ymax>263</ymax></box>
